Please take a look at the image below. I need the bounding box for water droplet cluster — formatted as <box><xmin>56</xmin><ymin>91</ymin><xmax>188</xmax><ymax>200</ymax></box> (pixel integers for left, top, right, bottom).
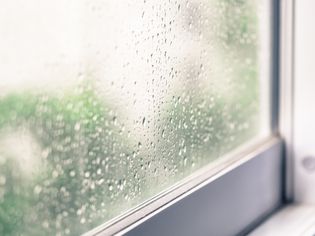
<box><xmin>0</xmin><ymin>0</ymin><xmax>264</xmax><ymax>235</ymax></box>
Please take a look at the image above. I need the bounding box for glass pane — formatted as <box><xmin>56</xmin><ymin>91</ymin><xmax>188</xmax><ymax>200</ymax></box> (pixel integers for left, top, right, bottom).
<box><xmin>0</xmin><ymin>0</ymin><xmax>270</xmax><ymax>235</ymax></box>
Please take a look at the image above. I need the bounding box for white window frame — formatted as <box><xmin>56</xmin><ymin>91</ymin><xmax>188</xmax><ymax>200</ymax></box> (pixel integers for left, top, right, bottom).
<box><xmin>83</xmin><ymin>0</ymin><xmax>294</xmax><ymax>235</ymax></box>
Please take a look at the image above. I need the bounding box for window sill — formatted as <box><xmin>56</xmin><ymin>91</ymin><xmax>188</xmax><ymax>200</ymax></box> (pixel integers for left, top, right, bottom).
<box><xmin>250</xmin><ymin>204</ymin><xmax>315</xmax><ymax>236</ymax></box>
<box><xmin>91</xmin><ymin>137</ymin><xmax>283</xmax><ymax>236</ymax></box>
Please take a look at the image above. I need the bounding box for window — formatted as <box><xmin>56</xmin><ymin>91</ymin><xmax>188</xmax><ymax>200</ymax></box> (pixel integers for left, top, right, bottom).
<box><xmin>0</xmin><ymin>0</ymin><xmax>281</xmax><ymax>236</ymax></box>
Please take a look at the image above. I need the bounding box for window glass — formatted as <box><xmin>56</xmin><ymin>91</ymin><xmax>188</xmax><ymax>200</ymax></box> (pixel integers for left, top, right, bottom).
<box><xmin>0</xmin><ymin>0</ymin><xmax>270</xmax><ymax>235</ymax></box>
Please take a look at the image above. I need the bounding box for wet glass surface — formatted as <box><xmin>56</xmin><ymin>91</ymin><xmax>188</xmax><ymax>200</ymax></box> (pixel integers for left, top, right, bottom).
<box><xmin>0</xmin><ymin>0</ymin><xmax>270</xmax><ymax>235</ymax></box>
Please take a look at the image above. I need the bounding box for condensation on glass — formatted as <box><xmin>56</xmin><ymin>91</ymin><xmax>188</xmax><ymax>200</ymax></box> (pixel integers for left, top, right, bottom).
<box><xmin>0</xmin><ymin>0</ymin><xmax>270</xmax><ymax>235</ymax></box>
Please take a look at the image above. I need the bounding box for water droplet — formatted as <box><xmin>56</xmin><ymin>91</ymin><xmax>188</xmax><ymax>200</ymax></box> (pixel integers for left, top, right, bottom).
<box><xmin>74</xmin><ymin>122</ymin><xmax>81</xmax><ymax>131</ymax></box>
<box><xmin>34</xmin><ymin>185</ymin><xmax>42</xmax><ymax>195</ymax></box>
<box><xmin>112</xmin><ymin>116</ymin><xmax>117</xmax><ymax>125</ymax></box>
<box><xmin>161</xmin><ymin>129</ymin><xmax>165</xmax><ymax>138</ymax></box>
<box><xmin>51</xmin><ymin>170</ymin><xmax>58</xmax><ymax>178</ymax></box>
<box><xmin>108</xmin><ymin>184</ymin><xmax>113</xmax><ymax>191</ymax></box>
<box><xmin>42</xmin><ymin>221</ymin><xmax>49</xmax><ymax>229</ymax></box>
<box><xmin>92</xmin><ymin>115</ymin><xmax>98</xmax><ymax>121</ymax></box>
<box><xmin>0</xmin><ymin>176</ymin><xmax>6</xmax><ymax>185</ymax></box>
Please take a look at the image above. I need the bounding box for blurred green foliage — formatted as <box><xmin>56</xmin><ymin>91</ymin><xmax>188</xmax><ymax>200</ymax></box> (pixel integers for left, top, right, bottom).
<box><xmin>0</xmin><ymin>84</ymin><xmax>139</xmax><ymax>235</ymax></box>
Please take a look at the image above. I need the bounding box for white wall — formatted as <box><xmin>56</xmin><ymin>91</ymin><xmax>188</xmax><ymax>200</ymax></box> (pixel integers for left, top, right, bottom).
<box><xmin>294</xmin><ymin>0</ymin><xmax>315</xmax><ymax>202</ymax></box>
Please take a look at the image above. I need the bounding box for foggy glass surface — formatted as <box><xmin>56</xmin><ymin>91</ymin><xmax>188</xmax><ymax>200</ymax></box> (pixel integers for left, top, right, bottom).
<box><xmin>0</xmin><ymin>0</ymin><xmax>270</xmax><ymax>235</ymax></box>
